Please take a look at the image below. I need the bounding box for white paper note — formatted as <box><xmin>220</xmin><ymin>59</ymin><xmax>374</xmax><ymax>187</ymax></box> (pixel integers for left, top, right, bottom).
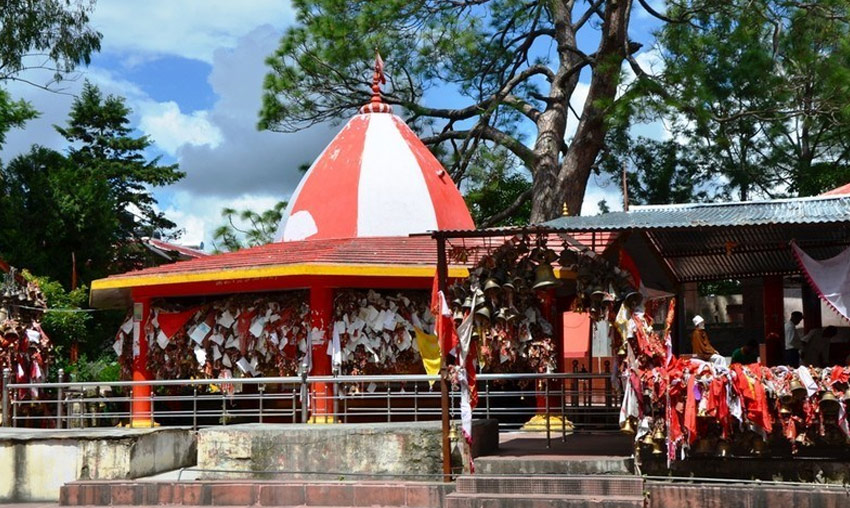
<box><xmin>236</xmin><ymin>357</ymin><xmax>251</xmax><ymax>374</ymax></box>
<box><xmin>190</xmin><ymin>322</ymin><xmax>211</xmax><ymax>344</ymax></box>
<box><xmin>222</xmin><ymin>353</ymin><xmax>232</xmax><ymax>367</ymax></box>
<box><xmin>249</xmin><ymin>318</ymin><xmax>266</xmax><ymax>338</ymax></box>
<box><xmin>156</xmin><ymin>331</ymin><xmax>169</xmax><ymax>349</ymax></box>
<box><xmin>213</xmin><ymin>346</ymin><xmax>222</xmax><ymax>361</ymax></box>
<box><xmin>218</xmin><ymin>310</ymin><xmax>235</xmax><ymax>329</ymax></box>
<box><xmin>194</xmin><ymin>346</ymin><xmax>207</xmax><ymax>364</ymax></box>
<box><xmin>112</xmin><ymin>339</ymin><xmax>123</xmax><ymax>357</ymax></box>
<box><xmin>120</xmin><ymin>318</ymin><xmax>133</xmax><ymax>334</ymax></box>
<box><xmin>210</xmin><ymin>333</ymin><xmax>224</xmax><ymax>346</ymax></box>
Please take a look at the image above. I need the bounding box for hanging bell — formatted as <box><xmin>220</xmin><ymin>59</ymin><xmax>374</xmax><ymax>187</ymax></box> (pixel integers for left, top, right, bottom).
<box><xmin>653</xmin><ymin>427</ymin><xmax>666</xmax><ymax>442</ymax></box>
<box><xmin>778</xmin><ymin>390</ymin><xmax>793</xmax><ymax>405</ymax></box>
<box><xmin>505</xmin><ymin>307</ymin><xmax>520</xmax><ymax>323</ymax></box>
<box><xmin>820</xmin><ymin>391</ymin><xmax>840</xmax><ymax>416</ymax></box>
<box><xmin>453</xmin><ymin>309</ymin><xmax>464</xmax><ymax>322</ymax></box>
<box><xmin>495</xmin><ymin>307</ymin><xmax>508</xmax><ymax>323</ymax></box>
<box><xmin>620</xmin><ymin>417</ymin><xmax>636</xmax><ymax>435</ymax></box>
<box><xmin>617</xmin><ymin>344</ymin><xmax>627</xmax><ymax>357</ymax></box>
<box><xmin>641</xmin><ymin>432</ymin><xmax>655</xmax><ymax>446</ymax></box>
<box><xmin>779</xmin><ymin>403</ymin><xmax>792</xmax><ymax>416</ymax></box>
<box><xmin>475</xmin><ymin>305</ymin><xmax>491</xmax><ymax>323</ymax></box>
<box><xmin>790</xmin><ymin>379</ymin><xmax>807</xmax><ymax>400</ymax></box>
<box><xmin>502</xmin><ymin>279</ymin><xmax>516</xmax><ymax>292</ymax></box>
<box><xmin>651</xmin><ymin>440</ymin><xmax>665</xmax><ymax>455</ymax></box>
<box><xmin>532</xmin><ymin>263</ymin><xmax>561</xmax><ymax>290</ymax></box>
<box><xmin>483</xmin><ymin>278</ymin><xmax>501</xmax><ymax>294</ymax></box>
<box><xmin>462</xmin><ymin>296</ymin><xmax>473</xmax><ymax>309</ymax></box>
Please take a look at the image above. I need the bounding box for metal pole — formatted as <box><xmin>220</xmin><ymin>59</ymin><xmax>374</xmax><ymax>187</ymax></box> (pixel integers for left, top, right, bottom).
<box><xmin>436</xmin><ymin>235</ymin><xmax>451</xmax><ymax>482</ymax></box>
<box><xmin>2</xmin><ymin>368</ymin><xmax>9</xmax><ymax>427</ymax></box>
<box><xmin>545</xmin><ymin>378</ymin><xmax>551</xmax><ymax>449</ymax></box>
<box><xmin>192</xmin><ymin>387</ymin><xmax>198</xmax><ymax>431</ymax></box>
<box><xmin>291</xmin><ymin>387</ymin><xmax>297</xmax><ymax>423</ymax></box>
<box><xmin>57</xmin><ymin>369</ymin><xmax>64</xmax><ymax>429</ymax></box>
<box><xmin>300</xmin><ymin>371</ymin><xmax>308</xmax><ymax>423</ymax></box>
<box><xmin>413</xmin><ymin>383</ymin><xmax>419</xmax><ymax>422</ymax></box>
<box><xmin>386</xmin><ymin>384</ymin><xmax>392</xmax><ymax>423</ymax></box>
<box><xmin>258</xmin><ymin>384</ymin><xmax>265</xmax><ymax>423</ymax></box>
<box><xmin>150</xmin><ymin>391</ymin><xmax>155</xmax><ymax>428</ymax></box>
<box><xmin>485</xmin><ymin>380</ymin><xmax>490</xmax><ymax>420</ymax></box>
<box><xmin>561</xmin><ymin>379</ymin><xmax>567</xmax><ymax>442</ymax></box>
<box><xmin>333</xmin><ymin>378</ymin><xmax>339</xmax><ymax>423</ymax></box>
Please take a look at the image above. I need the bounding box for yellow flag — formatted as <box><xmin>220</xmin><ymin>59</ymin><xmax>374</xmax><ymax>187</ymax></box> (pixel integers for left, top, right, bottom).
<box><xmin>414</xmin><ymin>327</ymin><xmax>441</xmax><ymax>383</ymax></box>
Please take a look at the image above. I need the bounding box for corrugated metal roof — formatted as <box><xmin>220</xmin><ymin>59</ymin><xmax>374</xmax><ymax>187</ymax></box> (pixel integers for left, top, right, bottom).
<box><xmin>542</xmin><ymin>195</ymin><xmax>850</xmax><ymax>231</ymax></box>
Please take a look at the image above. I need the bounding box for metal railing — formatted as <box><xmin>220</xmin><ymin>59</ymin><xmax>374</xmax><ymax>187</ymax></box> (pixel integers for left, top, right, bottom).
<box><xmin>1</xmin><ymin>368</ymin><xmax>620</xmax><ymax>439</ymax></box>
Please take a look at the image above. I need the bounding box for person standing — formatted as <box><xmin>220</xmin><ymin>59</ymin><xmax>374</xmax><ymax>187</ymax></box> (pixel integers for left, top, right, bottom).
<box><xmin>784</xmin><ymin>311</ymin><xmax>803</xmax><ymax>367</ymax></box>
<box><xmin>691</xmin><ymin>315</ymin><xmax>725</xmax><ymax>367</ymax></box>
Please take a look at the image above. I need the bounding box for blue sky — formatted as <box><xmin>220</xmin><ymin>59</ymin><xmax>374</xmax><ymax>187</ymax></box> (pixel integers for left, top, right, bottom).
<box><xmin>1</xmin><ymin>1</ymin><xmax>665</xmax><ymax>250</ymax></box>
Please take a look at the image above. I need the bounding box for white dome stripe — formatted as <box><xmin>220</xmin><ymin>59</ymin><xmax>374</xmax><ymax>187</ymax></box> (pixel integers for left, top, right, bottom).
<box><xmin>357</xmin><ymin>114</ymin><xmax>438</xmax><ymax>236</ymax></box>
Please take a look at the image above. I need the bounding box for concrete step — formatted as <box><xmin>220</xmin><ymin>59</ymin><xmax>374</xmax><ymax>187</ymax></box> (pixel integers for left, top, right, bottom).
<box><xmin>59</xmin><ymin>480</ymin><xmax>454</xmax><ymax>507</ymax></box>
<box><xmin>456</xmin><ymin>475</ymin><xmax>643</xmax><ymax>497</ymax></box>
<box><xmin>474</xmin><ymin>456</ymin><xmax>634</xmax><ymax>475</ymax></box>
<box><xmin>445</xmin><ymin>492</ymin><xmax>644</xmax><ymax>508</ymax></box>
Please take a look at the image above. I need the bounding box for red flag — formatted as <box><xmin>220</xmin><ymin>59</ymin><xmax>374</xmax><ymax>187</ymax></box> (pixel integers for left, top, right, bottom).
<box><xmin>430</xmin><ymin>273</ymin><xmax>458</xmax><ymax>357</ymax></box>
<box><xmin>157</xmin><ymin>307</ymin><xmax>200</xmax><ymax>339</ymax></box>
<box><xmin>619</xmin><ymin>249</ymin><xmax>641</xmax><ymax>290</ymax></box>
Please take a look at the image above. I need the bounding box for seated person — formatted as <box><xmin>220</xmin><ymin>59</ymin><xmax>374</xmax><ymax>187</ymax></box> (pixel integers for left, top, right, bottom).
<box><xmin>731</xmin><ymin>339</ymin><xmax>759</xmax><ymax>365</ymax></box>
<box><xmin>691</xmin><ymin>315</ymin><xmax>725</xmax><ymax>367</ymax></box>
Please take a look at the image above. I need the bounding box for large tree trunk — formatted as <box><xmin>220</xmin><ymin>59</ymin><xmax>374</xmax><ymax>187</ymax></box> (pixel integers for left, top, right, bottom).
<box><xmin>529</xmin><ymin>0</ymin><xmax>632</xmax><ymax>223</ymax></box>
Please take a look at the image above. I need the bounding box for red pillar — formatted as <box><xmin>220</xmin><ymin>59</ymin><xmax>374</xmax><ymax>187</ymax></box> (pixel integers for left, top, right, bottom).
<box><xmin>309</xmin><ymin>285</ymin><xmax>334</xmax><ymax>423</ymax></box>
<box><xmin>763</xmin><ymin>275</ymin><xmax>784</xmax><ymax>366</ymax></box>
<box><xmin>131</xmin><ymin>298</ymin><xmax>153</xmax><ymax>427</ymax></box>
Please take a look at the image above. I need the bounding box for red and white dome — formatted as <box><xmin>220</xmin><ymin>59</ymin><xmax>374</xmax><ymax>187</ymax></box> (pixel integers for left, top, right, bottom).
<box><xmin>277</xmin><ymin>65</ymin><xmax>474</xmax><ymax>242</ymax></box>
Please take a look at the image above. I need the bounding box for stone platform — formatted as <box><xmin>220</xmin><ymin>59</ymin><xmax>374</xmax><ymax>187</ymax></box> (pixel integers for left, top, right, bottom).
<box><xmin>197</xmin><ymin>420</ymin><xmax>499</xmax><ymax>481</ymax></box>
<box><xmin>0</xmin><ymin>427</ymin><xmax>195</xmax><ymax>502</ymax></box>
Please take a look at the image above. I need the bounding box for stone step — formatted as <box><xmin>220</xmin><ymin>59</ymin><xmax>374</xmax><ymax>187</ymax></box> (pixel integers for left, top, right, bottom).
<box><xmin>455</xmin><ymin>475</ymin><xmax>643</xmax><ymax>497</ymax></box>
<box><xmin>59</xmin><ymin>480</ymin><xmax>454</xmax><ymax>507</ymax></box>
<box><xmin>445</xmin><ymin>492</ymin><xmax>644</xmax><ymax>508</ymax></box>
<box><xmin>474</xmin><ymin>456</ymin><xmax>634</xmax><ymax>475</ymax></box>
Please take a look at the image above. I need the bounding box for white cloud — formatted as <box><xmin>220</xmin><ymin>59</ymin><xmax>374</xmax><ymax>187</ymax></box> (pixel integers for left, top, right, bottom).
<box><xmin>91</xmin><ymin>0</ymin><xmax>295</xmax><ymax>63</ymax></box>
<box><xmin>138</xmin><ymin>102</ymin><xmax>223</xmax><ymax>156</ymax></box>
<box><xmin>162</xmin><ymin>191</ymin><xmax>285</xmax><ymax>249</ymax></box>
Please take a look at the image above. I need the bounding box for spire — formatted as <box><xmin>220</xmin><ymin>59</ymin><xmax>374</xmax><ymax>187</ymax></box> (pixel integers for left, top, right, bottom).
<box><xmin>359</xmin><ymin>51</ymin><xmax>393</xmax><ymax>114</ymax></box>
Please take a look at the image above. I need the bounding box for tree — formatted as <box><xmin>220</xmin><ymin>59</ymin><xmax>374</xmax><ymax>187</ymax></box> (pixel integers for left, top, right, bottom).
<box><xmin>653</xmin><ymin>0</ymin><xmax>850</xmax><ymax>200</ymax></box>
<box><xmin>0</xmin><ymin>83</ymin><xmax>184</xmax><ymax>286</ymax></box>
<box><xmin>55</xmin><ymin>81</ymin><xmax>185</xmax><ymax>274</ymax></box>
<box><xmin>261</xmin><ymin>0</ymin><xmax>666</xmax><ymax>223</ymax></box>
<box><xmin>212</xmin><ymin>201</ymin><xmax>288</xmax><ymax>253</ymax></box>
<box><xmin>0</xmin><ymin>0</ymin><xmax>102</xmax><ymax>148</ymax></box>
<box><xmin>0</xmin><ymin>0</ymin><xmax>102</xmax><ymax>87</ymax></box>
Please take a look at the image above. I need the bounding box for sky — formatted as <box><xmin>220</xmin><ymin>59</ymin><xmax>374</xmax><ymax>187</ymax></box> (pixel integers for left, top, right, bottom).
<box><xmin>0</xmin><ymin>1</ymin><xmax>665</xmax><ymax>251</ymax></box>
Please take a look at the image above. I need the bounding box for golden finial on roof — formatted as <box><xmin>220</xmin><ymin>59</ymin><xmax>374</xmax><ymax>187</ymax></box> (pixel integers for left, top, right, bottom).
<box><xmin>562</xmin><ymin>203</ymin><xmax>569</xmax><ymax>216</ymax></box>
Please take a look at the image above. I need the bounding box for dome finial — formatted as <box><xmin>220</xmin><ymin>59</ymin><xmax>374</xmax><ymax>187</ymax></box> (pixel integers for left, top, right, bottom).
<box><xmin>360</xmin><ymin>50</ymin><xmax>393</xmax><ymax>114</ymax></box>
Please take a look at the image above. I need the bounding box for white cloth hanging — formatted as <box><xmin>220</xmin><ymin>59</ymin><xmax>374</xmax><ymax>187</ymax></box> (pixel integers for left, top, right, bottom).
<box><xmin>791</xmin><ymin>241</ymin><xmax>850</xmax><ymax>322</ymax></box>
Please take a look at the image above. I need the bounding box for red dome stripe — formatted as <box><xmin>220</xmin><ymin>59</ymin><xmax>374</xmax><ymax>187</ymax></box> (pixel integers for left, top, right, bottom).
<box><xmin>392</xmin><ymin>116</ymin><xmax>475</xmax><ymax>230</ymax></box>
<box><xmin>284</xmin><ymin>115</ymin><xmax>370</xmax><ymax>241</ymax></box>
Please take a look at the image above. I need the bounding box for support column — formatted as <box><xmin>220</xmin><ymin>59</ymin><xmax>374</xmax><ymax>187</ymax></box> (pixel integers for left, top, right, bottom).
<box><xmin>763</xmin><ymin>275</ymin><xmax>784</xmax><ymax>366</ymax></box>
<box><xmin>130</xmin><ymin>298</ymin><xmax>153</xmax><ymax>427</ymax></box>
<box><xmin>309</xmin><ymin>285</ymin><xmax>334</xmax><ymax>423</ymax></box>
<box><xmin>801</xmin><ymin>282</ymin><xmax>822</xmax><ymax>334</ymax></box>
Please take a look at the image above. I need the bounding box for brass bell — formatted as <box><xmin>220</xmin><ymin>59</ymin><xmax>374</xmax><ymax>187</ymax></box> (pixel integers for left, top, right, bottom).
<box><xmin>820</xmin><ymin>391</ymin><xmax>840</xmax><ymax>416</ymax></box>
<box><xmin>620</xmin><ymin>417</ymin><xmax>636</xmax><ymax>435</ymax></box>
<box><xmin>651</xmin><ymin>440</ymin><xmax>665</xmax><ymax>455</ymax></box>
<box><xmin>502</xmin><ymin>279</ymin><xmax>515</xmax><ymax>292</ymax></box>
<box><xmin>716</xmin><ymin>440</ymin><xmax>732</xmax><ymax>458</ymax></box>
<box><xmin>790</xmin><ymin>379</ymin><xmax>807</xmax><ymax>400</ymax></box>
<box><xmin>778</xmin><ymin>390</ymin><xmax>793</xmax><ymax>405</ymax></box>
<box><xmin>641</xmin><ymin>431</ymin><xmax>655</xmax><ymax>446</ymax></box>
<box><xmin>844</xmin><ymin>388</ymin><xmax>850</xmax><ymax>402</ymax></box>
<box><xmin>653</xmin><ymin>427</ymin><xmax>666</xmax><ymax>442</ymax></box>
<box><xmin>494</xmin><ymin>307</ymin><xmax>509</xmax><ymax>323</ymax></box>
<box><xmin>462</xmin><ymin>296</ymin><xmax>473</xmax><ymax>309</ymax></box>
<box><xmin>483</xmin><ymin>278</ymin><xmax>501</xmax><ymax>294</ymax></box>
<box><xmin>779</xmin><ymin>404</ymin><xmax>792</xmax><ymax>416</ymax></box>
<box><xmin>453</xmin><ymin>309</ymin><xmax>464</xmax><ymax>321</ymax></box>
<box><xmin>532</xmin><ymin>263</ymin><xmax>561</xmax><ymax>290</ymax></box>
<box><xmin>617</xmin><ymin>344</ymin><xmax>627</xmax><ymax>357</ymax></box>
<box><xmin>475</xmin><ymin>305</ymin><xmax>491</xmax><ymax>322</ymax></box>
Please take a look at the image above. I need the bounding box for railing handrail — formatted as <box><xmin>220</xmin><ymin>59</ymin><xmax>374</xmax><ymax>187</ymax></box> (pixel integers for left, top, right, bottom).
<box><xmin>5</xmin><ymin>371</ymin><xmax>612</xmax><ymax>390</ymax></box>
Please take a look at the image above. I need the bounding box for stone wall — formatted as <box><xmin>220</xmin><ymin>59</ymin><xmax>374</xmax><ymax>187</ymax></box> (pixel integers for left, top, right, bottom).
<box><xmin>0</xmin><ymin>427</ymin><xmax>195</xmax><ymax>502</ymax></box>
<box><xmin>197</xmin><ymin>420</ymin><xmax>499</xmax><ymax>481</ymax></box>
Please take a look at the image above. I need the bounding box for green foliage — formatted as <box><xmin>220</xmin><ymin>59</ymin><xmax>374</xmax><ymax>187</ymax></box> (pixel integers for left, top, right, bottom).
<box><xmin>649</xmin><ymin>0</ymin><xmax>850</xmax><ymax>200</ymax></box>
<box><xmin>0</xmin><ymin>0</ymin><xmax>101</xmax><ymax>81</ymax></box>
<box><xmin>0</xmin><ymin>88</ymin><xmax>36</xmax><ymax>147</ymax></box>
<box><xmin>699</xmin><ymin>279</ymin><xmax>742</xmax><ymax>296</ymax></box>
<box><xmin>53</xmin><ymin>354</ymin><xmax>120</xmax><ymax>383</ymax></box>
<box><xmin>31</xmin><ymin>276</ymin><xmax>91</xmax><ymax>349</ymax></box>
<box><xmin>212</xmin><ymin>201</ymin><xmax>288</xmax><ymax>253</ymax></box>
<box><xmin>463</xmin><ymin>146</ymin><xmax>531</xmax><ymax>226</ymax></box>
<box><xmin>260</xmin><ymin>0</ymin><xmax>638</xmax><ymax>221</ymax></box>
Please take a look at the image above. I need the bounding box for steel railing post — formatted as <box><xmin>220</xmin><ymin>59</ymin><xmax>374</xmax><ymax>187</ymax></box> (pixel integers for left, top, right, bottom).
<box><xmin>192</xmin><ymin>386</ymin><xmax>198</xmax><ymax>431</ymax></box>
<box><xmin>57</xmin><ymin>369</ymin><xmax>64</xmax><ymax>429</ymax></box>
<box><xmin>300</xmin><ymin>371</ymin><xmax>308</xmax><ymax>423</ymax></box>
<box><xmin>258</xmin><ymin>383</ymin><xmax>265</xmax><ymax>423</ymax></box>
<box><xmin>2</xmin><ymin>368</ymin><xmax>10</xmax><ymax>427</ymax></box>
<box><xmin>545</xmin><ymin>378</ymin><xmax>551</xmax><ymax>449</ymax></box>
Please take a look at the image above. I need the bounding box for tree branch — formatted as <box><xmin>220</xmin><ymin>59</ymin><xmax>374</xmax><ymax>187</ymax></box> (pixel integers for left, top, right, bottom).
<box><xmin>422</xmin><ymin>125</ymin><xmax>535</xmax><ymax>167</ymax></box>
<box><xmin>480</xmin><ymin>188</ymin><xmax>533</xmax><ymax>227</ymax></box>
